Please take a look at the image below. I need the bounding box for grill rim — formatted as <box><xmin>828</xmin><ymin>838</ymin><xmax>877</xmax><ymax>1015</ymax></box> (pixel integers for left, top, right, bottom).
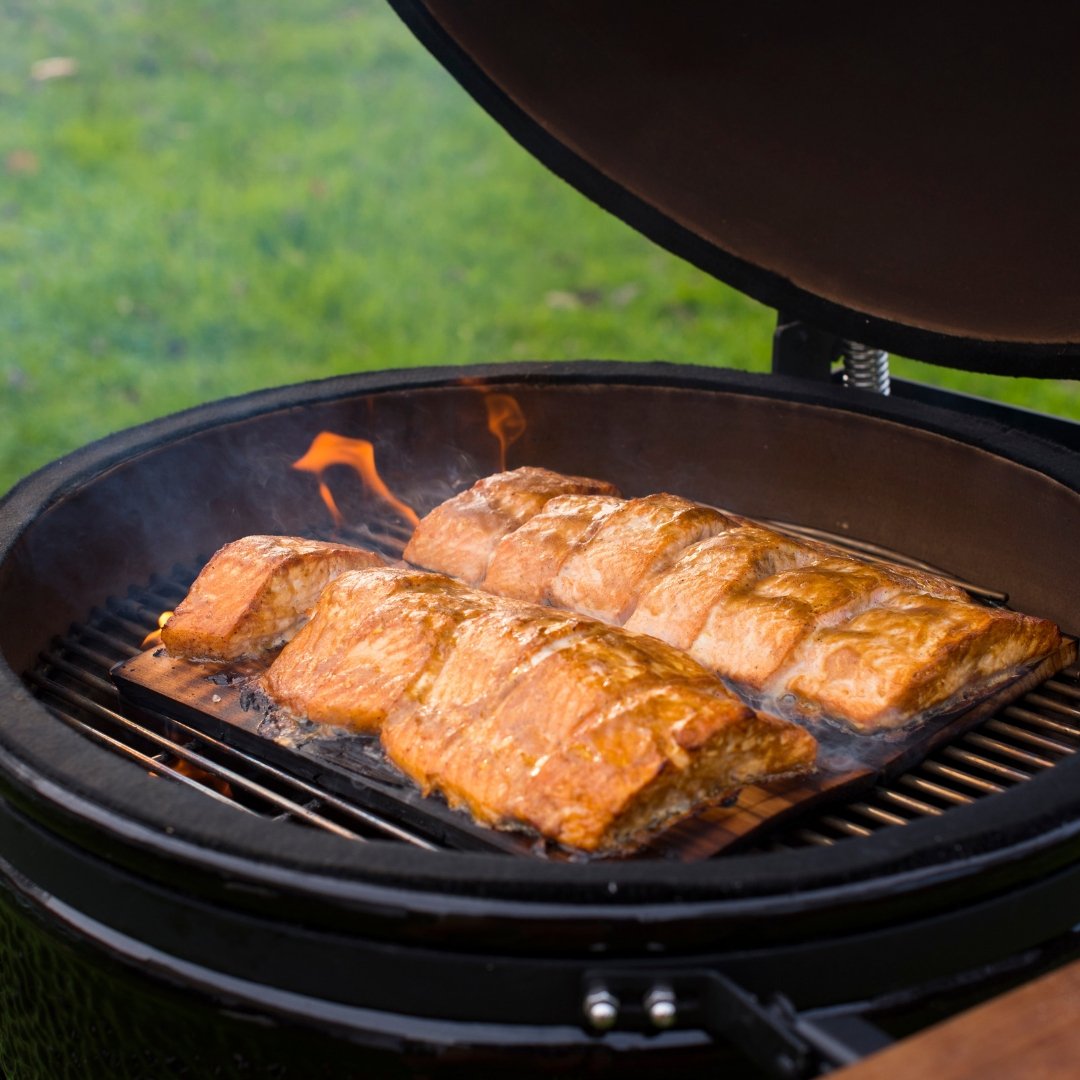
<box><xmin>2</xmin><ymin>361</ymin><xmax>1080</xmax><ymax>929</ymax></box>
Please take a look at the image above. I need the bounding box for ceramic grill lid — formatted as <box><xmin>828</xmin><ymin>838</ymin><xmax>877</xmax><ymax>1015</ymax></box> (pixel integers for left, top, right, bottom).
<box><xmin>390</xmin><ymin>0</ymin><xmax>1080</xmax><ymax>377</ymax></box>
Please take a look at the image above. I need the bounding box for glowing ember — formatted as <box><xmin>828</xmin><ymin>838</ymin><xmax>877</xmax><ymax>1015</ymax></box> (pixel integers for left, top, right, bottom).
<box><xmin>150</xmin><ymin>757</ymin><xmax>233</xmax><ymax>798</ymax></box>
<box><xmin>484</xmin><ymin>393</ymin><xmax>526</xmax><ymax>471</ymax></box>
<box><xmin>292</xmin><ymin>432</ymin><xmax>420</xmax><ymax>529</ymax></box>
<box><xmin>141</xmin><ymin>609</ymin><xmax>174</xmax><ymax>649</ymax></box>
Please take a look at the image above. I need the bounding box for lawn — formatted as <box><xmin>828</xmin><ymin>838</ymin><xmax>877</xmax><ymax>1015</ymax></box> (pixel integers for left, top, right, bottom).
<box><xmin>2</xmin><ymin>0</ymin><xmax>1077</xmax><ymax>494</ymax></box>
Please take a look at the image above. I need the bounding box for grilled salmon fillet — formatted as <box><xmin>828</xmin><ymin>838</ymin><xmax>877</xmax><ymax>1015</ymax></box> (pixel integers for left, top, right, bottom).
<box><xmin>161</xmin><ymin>535</ymin><xmax>383</xmax><ymax>662</ymax></box>
<box><xmin>261</xmin><ymin>567</ymin><xmax>817</xmax><ymax>853</ymax></box>
<box><xmin>403</xmin><ymin>466</ymin><xmax>620</xmax><ymax>586</ymax></box>
<box><xmin>406</xmin><ymin>471</ymin><xmax>1067</xmax><ymax>732</ymax></box>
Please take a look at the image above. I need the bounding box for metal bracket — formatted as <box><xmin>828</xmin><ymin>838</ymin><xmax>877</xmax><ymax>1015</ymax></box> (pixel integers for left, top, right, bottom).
<box><xmin>772</xmin><ymin>313</ymin><xmax>891</xmax><ymax>394</ymax></box>
<box><xmin>772</xmin><ymin>313</ymin><xmax>843</xmax><ymax>382</ymax></box>
<box><xmin>582</xmin><ymin>969</ymin><xmax>893</xmax><ymax>1079</ymax></box>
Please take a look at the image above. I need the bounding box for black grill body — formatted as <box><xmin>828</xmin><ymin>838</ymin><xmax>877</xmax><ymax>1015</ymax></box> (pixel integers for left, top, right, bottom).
<box><xmin>1</xmin><ymin>364</ymin><xmax>1079</xmax><ymax>1077</ymax></box>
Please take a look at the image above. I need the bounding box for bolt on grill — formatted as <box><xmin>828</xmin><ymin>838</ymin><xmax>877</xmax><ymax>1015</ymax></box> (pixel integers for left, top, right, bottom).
<box><xmin>22</xmin><ymin>519</ymin><xmax>1080</xmax><ymax>856</ymax></box>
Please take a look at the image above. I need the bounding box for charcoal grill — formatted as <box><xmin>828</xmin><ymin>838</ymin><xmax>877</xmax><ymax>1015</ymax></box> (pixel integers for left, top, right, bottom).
<box><xmin>2</xmin><ymin>4</ymin><xmax>1080</xmax><ymax>1077</ymax></box>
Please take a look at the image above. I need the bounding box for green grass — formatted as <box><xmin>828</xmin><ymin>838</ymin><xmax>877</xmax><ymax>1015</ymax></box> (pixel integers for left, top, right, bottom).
<box><xmin>1</xmin><ymin>0</ymin><xmax>1077</xmax><ymax>494</ymax></box>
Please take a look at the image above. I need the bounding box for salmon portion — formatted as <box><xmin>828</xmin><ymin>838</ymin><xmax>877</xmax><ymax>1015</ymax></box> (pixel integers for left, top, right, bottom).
<box><xmin>690</xmin><ymin>558</ymin><xmax>909</xmax><ymax>691</ymax></box>
<box><xmin>161</xmin><ymin>535</ymin><xmax>383</xmax><ymax>662</ymax></box>
<box><xmin>625</xmin><ymin>525</ymin><xmax>808</xmax><ymax>649</ymax></box>
<box><xmin>779</xmin><ymin>597</ymin><xmax>1065</xmax><ymax>730</ymax></box>
<box><xmin>483</xmin><ymin>493</ymin><xmax>622</xmax><ymax>603</ymax></box>
<box><xmin>403</xmin><ymin>466</ymin><xmax>619</xmax><ymax>586</ymax></box>
<box><xmin>262</xmin><ymin>569</ymin><xmax>490</xmax><ymax>729</ymax></box>
<box><xmin>261</xmin><ymin>567</ymin><xmax>817</xmax><ymax>853</ymax></box>
<box><xmin>406</xmin><ymin>470</ymin><xmax>1066</xmax><ymax>733</ymax></box>
<box><xmin>549</xmin><ymin>494</ymin><xmax>734</xmax><ymax>623</ymax></box>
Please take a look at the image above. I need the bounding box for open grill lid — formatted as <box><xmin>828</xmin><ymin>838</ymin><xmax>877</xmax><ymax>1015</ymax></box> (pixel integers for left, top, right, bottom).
<box><xmin>390</xmin><ymin>1</ymin><xmax>1080</xmax><ymax>377</ymax></box>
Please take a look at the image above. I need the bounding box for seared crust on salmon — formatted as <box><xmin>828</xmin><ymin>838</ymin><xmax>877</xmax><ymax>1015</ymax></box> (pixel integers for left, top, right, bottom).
<box><xmin>403</xmin><ymin>466</ymin><xmax>619</xmax><ymax>586</ymax></box>
<box><xmin>262</xmin><ymin>567</ymin><xmax>817</xmax><ymax>853</ymax></box>
<box><xmin>161</xmin><ymin>536</ymin><xmax>383</xmax><ymax>662</ymax></box>
<box><xmin>407</xmin><ymin>472</ymin><xmax>1066</xmax><ymax>732</ymax></box>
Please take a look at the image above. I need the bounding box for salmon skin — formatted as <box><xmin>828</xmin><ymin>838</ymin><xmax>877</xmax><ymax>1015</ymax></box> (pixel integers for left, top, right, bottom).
<box><xmin>162</xmin><ymin>535</ymin><xmax>383</xmax><ymax>662</ymax></box>
<box><xmin>261</xmin><ymin>566</ymin><xmax>817</xmax><ymax>854</ymax></box>
<box><xmin>406</xmin><ymin>470</ymin><xmax>1065</xmax><ymax>733</ymax></box>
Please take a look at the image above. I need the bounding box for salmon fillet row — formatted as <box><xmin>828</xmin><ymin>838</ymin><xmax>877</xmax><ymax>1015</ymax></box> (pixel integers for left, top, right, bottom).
<box><xmin>161</xmin><ymin>536</ymin><xmax>816</xmax><ymax>852</ymax></box>
<box><xmin>403</xmin><ymin>468</ymin><xmax>1065</xmax><ymax>732</ymax></box>
<box><xmin>161</xmin><ymin>535</ymin><xmax>385</xmax><ymax>662</ymax></box>
<box><xmin>261</xmin><ymin>567</ymin><xmax>817</xmax><ymax>853</ymax></box>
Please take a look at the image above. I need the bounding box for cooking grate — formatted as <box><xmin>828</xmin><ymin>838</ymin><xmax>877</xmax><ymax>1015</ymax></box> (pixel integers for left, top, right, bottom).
<box><xmin>21</xmin><ymin>522</ymin><xmax>1080</xmax><ymax>856</ymax></box>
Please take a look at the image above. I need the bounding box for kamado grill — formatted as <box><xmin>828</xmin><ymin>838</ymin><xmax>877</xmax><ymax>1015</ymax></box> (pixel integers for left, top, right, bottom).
<box><xmin>2</xmin><ymin>4</ymin><xmax>1080</xmax><ymax>1077</ymax></box>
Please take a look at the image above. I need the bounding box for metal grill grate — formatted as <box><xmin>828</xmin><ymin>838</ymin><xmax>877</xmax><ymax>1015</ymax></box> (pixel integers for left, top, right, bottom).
<box><xmin>764</xmin><ymin>671</ymin><xmax>1080</xmax><ymax>850</ymax></box>
<box><xmin>22</xmin><ymin>524</ymin><xmax>1080</xmax><ymax>856</ymax></box>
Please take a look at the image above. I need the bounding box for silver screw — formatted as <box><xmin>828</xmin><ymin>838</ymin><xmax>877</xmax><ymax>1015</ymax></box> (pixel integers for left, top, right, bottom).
<box><xmin>583</xmin><ymin>987</ymin><xmax>619</xmax><ymax>1032</ymax></box>
<box><xmin>644</xmin><ymin>986</ymin><xmax>678</xmax><ymax>1030</ymax></box>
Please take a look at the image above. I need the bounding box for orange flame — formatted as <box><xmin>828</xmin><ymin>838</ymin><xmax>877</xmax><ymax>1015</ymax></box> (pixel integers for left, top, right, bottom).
<box><xmin>484</xmin><ymin>393</ymin><xmax>526</xmax><ymax>471</ymax></box>
<box><xmin>292</xmin><ymin>432</ymin><xmax>420</xmax><ymax>529</ymax></box>
<box><xmin>142</xmin><ymin>609</ymin><xmax>174</xmax><ymax>649</ymax></box>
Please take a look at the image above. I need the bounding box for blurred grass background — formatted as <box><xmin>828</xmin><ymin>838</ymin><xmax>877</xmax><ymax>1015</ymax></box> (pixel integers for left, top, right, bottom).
<box><xmin>2</xmin><ymin>0</ymin><xmax>1078</xmax><ymax>494</ymax></box>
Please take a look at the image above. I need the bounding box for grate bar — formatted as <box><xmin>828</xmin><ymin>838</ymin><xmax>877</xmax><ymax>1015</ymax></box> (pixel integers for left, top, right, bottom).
<box><xmin>871</xmin><ymin>787</ymin><xmax>944</xmax><ymax>816</ymax></box>
<box><xmin>53</xmin><ymin>637</ymin><xmax>121</xmax><ymax>675</ymax></box>
<box><xmin>135</xmin><ymin>705</ymin><xmax>440</xmax><ymax>850</ymax></box>
<box><xmin>961</xmin><ymin>733</ymin><xmax>1056</xmax><ymax>771</ymax></box>
<box><xmin>850</xmin><ymin>803</ymin><xmax>910</xmax><ymax>828</ymax></box>
<box><xmin>99</xmin><ymin>607</ymin><xmax>156</xmax><ymax>641</ymax></box>
<box><xmin>30</xmin><ymin>674</ymin><xmax>375</xmax><ymax>843</ymax></box>
<box><xmin>942</xmin><ymin>746</ymin><xmax>1034</xmax><ymax>782</ymax></box>
<box><xmin>75</xmin><ymin>623</ymin><xmax>142</xmax><ymax>659</ymax></box>
<box><xmin>1043</xmin><ymin>679</ymin><xmax>1080</xmax><ymax>703</ymax></box>
<box><xmin>1016</xmin><ymin>692</ymin><xmax>1080</xmax><ymax>721</ymax></box>
<box><xmin>897</xmin><ymin>775</ymin><xmax>974</xmax><ymax>806</ymax></box>
<box><xmin>819</xmin><ymin>816</ymin><xmax>874</xmax><ymax>839</ymax></box>
<box><xmin>29</xmin><ymin>661</ymin><xmax>438</xmax><ymax>848</ymax></box>
<box><xmin>41</xmin><ymin>651</ymin><xmax>117</xmax><ymax>698</ymax></box>
<box><xmin>1003</xmin><ymin>705</ymin><xmax>1080</xmax><ymax>739</ymax></box>
<box><xmin>45</xmin><ymin>703</ymin><xmax>254</xmax><ymax>813</ymax></box>
<box><xmin>920</xmin><ymin>759</ymin><xmax>1008</xmax><ymax>793</ymax></box>
<box><xmin>982</xmin><ymin>719</ymin><xmax>1077</xmax><ymax>757</ymax></box>
<box><xmin>795</xmin><ymin>829</ymin><xmax>836</xmax><ymax>847</ymax></box>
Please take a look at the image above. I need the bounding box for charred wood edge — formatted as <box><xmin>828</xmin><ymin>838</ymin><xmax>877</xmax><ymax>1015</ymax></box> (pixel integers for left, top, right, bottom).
<box><xmin>386</xmin><ymin>1</ymin><xmax>1080</xmax><ymax>378</ymax></box>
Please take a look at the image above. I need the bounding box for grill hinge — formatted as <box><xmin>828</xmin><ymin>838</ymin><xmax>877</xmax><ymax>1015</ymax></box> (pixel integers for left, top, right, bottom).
<box><xmin>582</xmin><ymin>969</ymin><xmax>893</xmax><ymax>1078</ymax></box>
<box><xmin>772</xmin><ymin>313</ymin><xmax>891</xmax><ymax>394</ymax></box>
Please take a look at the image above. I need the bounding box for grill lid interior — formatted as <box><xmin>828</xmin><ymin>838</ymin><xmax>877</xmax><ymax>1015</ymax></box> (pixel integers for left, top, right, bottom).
<box><xmin>391</xmin><ymin>0</ymin><xmax>1080</xmax><ymax>376</ymax></box>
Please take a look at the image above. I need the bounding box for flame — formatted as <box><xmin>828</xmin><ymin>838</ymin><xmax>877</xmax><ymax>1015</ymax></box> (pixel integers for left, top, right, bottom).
<box><xmin>292</xmin><ymin>432</ymin><xmax>420</xmax><ymax>529</ymax></box>
<box><xmin>484</xmin><ymin>393</ymin><xmax>526</xmax><ymax>471</ymax></box>
<box><xmin>142</xmin><ymin>609</ymin><xmax>174</xmax><ymax>649</ymax></box>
